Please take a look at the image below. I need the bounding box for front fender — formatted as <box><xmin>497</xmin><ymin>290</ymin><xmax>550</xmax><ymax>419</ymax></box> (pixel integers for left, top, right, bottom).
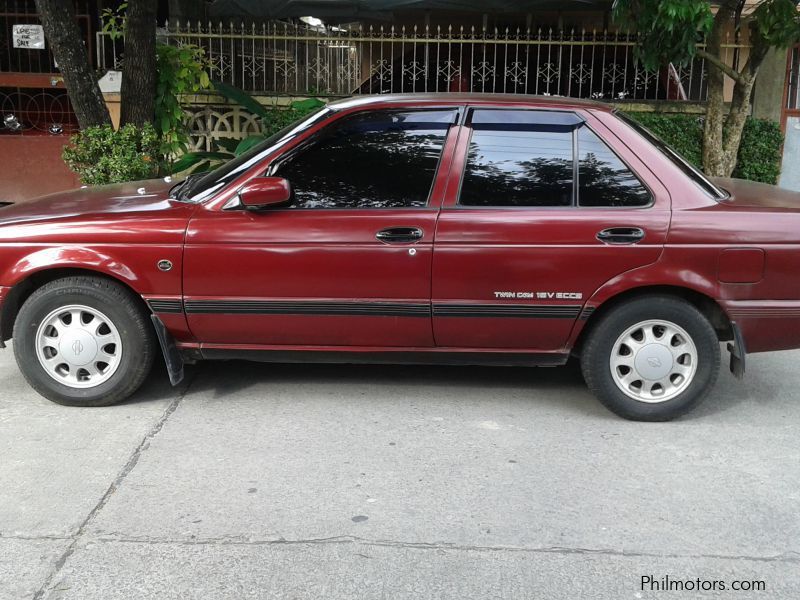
<box><xmin>0</xmin><ymin>244</ymin><xmax>182</xmax><ymax>294</ymax></box>
<box><xmin>0</xmin><ymin>243</ymin><xmax>189</xmax><ymax>346</ymax></box>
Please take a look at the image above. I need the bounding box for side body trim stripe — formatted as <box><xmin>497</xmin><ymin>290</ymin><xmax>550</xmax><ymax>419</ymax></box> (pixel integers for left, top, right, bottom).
<box><xmin>433</xmin><ymin>303</ymin><xmax>581</xmax><ymax>319</ymax></box>
<box><xmin>185</xmin><ymin>300</ymin><xmax>430</xmax><ymax>317</ymax></box>
<box><xmin>147</xmin><ymin>299</ymin><xmax>183</xmax><ymax>314</ymax></box>
<box><xmin>149</xmin><ymin>299</ymin><xmax>583</xmax><ymax>319</ymax></box>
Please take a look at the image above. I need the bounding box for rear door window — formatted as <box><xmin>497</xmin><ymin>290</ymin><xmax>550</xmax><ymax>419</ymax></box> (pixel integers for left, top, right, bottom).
<box><xmin>457</xmin><ymin>109</ymin><xmax>651</xmax><ymax>208</ymax></box>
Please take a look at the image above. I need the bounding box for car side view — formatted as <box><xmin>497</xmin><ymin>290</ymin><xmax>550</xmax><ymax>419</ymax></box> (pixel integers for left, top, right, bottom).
<box><xmin>1</xmin><ymin>93</ymin><xmax>799</xmax><ymax>421</ymax></box>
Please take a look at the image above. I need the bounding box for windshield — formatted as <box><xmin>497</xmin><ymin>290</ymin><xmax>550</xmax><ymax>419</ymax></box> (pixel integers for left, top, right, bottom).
<box><xmin>174</xmin><ymin>106</ymin><xmax>332</xmax><ymax>202</ymax></box>
<box><xmin>615</xmin><ymin>112</ymin><xmax>727</xmax><ymax>200</ymax></box>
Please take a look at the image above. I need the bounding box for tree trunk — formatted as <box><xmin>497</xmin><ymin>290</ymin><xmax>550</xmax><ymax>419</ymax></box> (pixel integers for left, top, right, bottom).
<box><xmin>120</xmin><ymin>0</ymin><xmax>158</xmax><ymax>127</ymax></box>
<box><xmin>702</xmin><ymin>2</ymin><xmax>772</xmax><ymax>178</ymax></box>
<box><xmin>34</xmin><ymin>0</ymin><xmax>111</xmax><ymax>129</ymax></box>
<box><xmin>718</xmin><ymin>78</ymin><xmax>756</xmax><ymax>175</ymax></box>
<box><xmin>701</xmin><ymin>5</ymin><xmax>733</xmax><ymax>177</ymax></box>
<box><xmin>717</xmin><ymin>34</ymin><xmax>771</xmax><ymax>176</ymax></box>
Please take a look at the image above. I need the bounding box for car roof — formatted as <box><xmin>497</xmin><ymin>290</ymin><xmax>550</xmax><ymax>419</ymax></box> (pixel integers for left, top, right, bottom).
<box><xmin>326</xmin><ymin>93</ymin><xmax>612</xmax><ymax>112</ymax></box>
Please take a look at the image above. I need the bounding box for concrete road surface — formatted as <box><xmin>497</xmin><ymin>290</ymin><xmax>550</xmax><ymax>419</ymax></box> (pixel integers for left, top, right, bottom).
<box><xmin>1</xmin><ymin>346</ymin><xmax>798</xmax><ymax>599</ymax></box>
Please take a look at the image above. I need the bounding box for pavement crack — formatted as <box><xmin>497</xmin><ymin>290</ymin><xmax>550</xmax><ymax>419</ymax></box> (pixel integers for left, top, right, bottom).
<box><xmin>31</xmin><ymin>373</ymin><xmax>198</xmax><ymax>600</ymax></box>
<box><xmin>0</xmin><ymin>534</ymin><xmax>72</xmax><ymax>542</ymax></box>
<box><xmin>86</xmin><ymin>534</ymin><xmax>800</xmax><ymax>564</ymax></box>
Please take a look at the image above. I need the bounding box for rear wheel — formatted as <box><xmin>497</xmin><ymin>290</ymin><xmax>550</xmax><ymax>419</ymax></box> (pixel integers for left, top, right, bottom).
<box><xmin>580</xmin><ymin>296</ymin><xmax>720</xmax><ymax>421</ymax></box>
<box><xmin>13</xmin><ymin>276</ymin><xmax>156</xmax><ymax>406</ymax></box>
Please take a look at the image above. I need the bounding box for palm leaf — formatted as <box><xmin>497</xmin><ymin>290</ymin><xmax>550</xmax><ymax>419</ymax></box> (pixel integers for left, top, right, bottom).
<box><xmin>214</xmin><ymin>137</ymin><xmax>241</xmax><ymax>153</ymax></box>
<box><xmin>289</xmin><ymin>98</ymin><xmax>326</xmax><ymax>112</ymax></box>
<box><xmin>170</xmin><ymin>151</ymin><xmax>232</xmax><ymax>174</ymax></box>
<box><xmin>211</xmin><ymin>80</ymin><xmax>270</xmax><ymax>120</ymax></box>
<box><xmin>234</xmin><ymin>135</ymin><xmax>267</xmax><ymax>155</ymax></box>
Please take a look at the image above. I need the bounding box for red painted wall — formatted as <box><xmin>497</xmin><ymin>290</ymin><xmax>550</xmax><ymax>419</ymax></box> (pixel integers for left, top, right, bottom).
<box><xmin>0</xmin><ymin>135</ymin><xmax>80</xmax><ymax>203</ymax></box>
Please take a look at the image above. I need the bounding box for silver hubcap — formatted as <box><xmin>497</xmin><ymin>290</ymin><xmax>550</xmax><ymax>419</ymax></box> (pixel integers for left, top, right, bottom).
<box><xmin>35</xmin><ymin>305</ymin><xmax>123</xmax><ymax>389</ymax></box>
<box><xmin>610</xmin><ymin>319</ymin><xmax>698</xmax><ymax>403</ymax></box>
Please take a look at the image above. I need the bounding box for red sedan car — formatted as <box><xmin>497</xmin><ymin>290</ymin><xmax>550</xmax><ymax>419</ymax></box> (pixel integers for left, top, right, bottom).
<box><xmin>2</xmin><ymin>94</ymin><xmax>799</xmax><ymax>420</ymax></box>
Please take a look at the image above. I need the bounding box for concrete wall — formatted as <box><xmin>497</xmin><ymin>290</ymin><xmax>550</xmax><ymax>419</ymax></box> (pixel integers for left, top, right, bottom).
<box><xmin>780</xmin><ymin>117</ymin><xmax>800</xmax><ymax>191</ymax></box>
<box><xmin>752</xmin><ymin>47</ymin><xmax>788</xmax><ymax>123</ymax></box>
<box><xmin>0</xmin><ymin>136</ymin><xmax>80</xmax><ymax>203</ymax></box>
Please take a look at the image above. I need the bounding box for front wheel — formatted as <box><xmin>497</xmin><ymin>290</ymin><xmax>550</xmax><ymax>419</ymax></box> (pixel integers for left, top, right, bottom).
<box><xmin>13</xmin><ymin>276</ymin><xmax>156</xmax><ymax>406</ymax></box>
<box><xmin>580</xmin><ymin>296</ymin><xmax>721</xmax><ymax>421</ymax></box>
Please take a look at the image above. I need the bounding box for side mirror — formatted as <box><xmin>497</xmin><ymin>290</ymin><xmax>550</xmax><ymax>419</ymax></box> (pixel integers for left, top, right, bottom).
<box><xmin>238</xmin><ymin>177</ymin><xmax>292</xmax><ymax>210</ymax></box>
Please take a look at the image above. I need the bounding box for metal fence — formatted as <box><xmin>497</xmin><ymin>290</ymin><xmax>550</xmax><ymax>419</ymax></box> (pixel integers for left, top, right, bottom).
<box><xmin>98</xmin><ymin>20</ymin><xmax>749</xmax><ymax>101</ymax></box>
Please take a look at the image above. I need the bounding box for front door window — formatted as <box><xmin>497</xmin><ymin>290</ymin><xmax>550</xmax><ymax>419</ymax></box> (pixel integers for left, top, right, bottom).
<box><xmin>272</xmin><ymin>109</ymin><xmax>457</xmax><ymax>209</ymax></box>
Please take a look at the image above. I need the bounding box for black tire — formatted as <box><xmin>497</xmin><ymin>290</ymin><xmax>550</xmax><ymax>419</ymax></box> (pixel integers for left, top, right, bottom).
<box><xmin>580</xmin><ymin>295</ymin><xmax>720</xmax><ymax>421</ymax></box>
<box><xmin>12</xmin><ymin>276</ymin><xmax>156</xmax><ymax>406</ymax></box>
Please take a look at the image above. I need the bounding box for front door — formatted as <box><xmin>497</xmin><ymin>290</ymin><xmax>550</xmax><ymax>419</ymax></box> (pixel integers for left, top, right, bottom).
<box><xmin>432</xmin><ymin>107</ymin><xmax>671</xmax><ymax>351</ymax></box>
<box><xmin>183</xmin><ymin>108</ymin><xmax>458</xmax><ymax>348</ymax></box>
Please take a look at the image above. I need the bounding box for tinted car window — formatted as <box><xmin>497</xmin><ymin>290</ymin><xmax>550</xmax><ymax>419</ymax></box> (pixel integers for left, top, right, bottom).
<box><xmin>459</xmin><ymin>127</ymin><xmax>574</xmax><ymax>207</ymax></box>
<box><xmin>178</xmin><ymin>107</ymin><xmax>332</xmax><ymax>203</ymax></box>
<box><xmin>274</xmin><ymin>109</ymin><xmax>456</xmax><ymax>209</ymax></box>
<box><xmin>577</xmin><ymin>127</ymin><xmax>652</xmax><ymax>207</ymax></box>
<box><xmin>458</xmin><ymin>108</ymin><xmax>652</xmax><ymax>209</ymax></box>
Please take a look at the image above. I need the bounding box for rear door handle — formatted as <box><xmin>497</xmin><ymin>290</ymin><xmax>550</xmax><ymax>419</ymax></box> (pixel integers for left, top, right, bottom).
<box><xmin>376</xmin><ymin>227</ymin><xmax>423</xmax><ymax>244</ymax></box>
<box><xmin>596</xmin><ymin>227</ymin><xmax>645</xmax><ymax>245</ymax></box>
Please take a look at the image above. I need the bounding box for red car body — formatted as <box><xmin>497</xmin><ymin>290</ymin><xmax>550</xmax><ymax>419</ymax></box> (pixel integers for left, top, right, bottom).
<box><xmin>1</xmin><ymin>94</ymin><xmax>800</xmax><ymax>380</ymax></box>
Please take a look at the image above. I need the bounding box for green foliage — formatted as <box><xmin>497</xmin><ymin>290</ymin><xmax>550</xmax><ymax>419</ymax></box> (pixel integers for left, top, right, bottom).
<box><xmin>733</xmin><ymin>118</ymin><xmax>784</xmax><ymax>184</ymax></box>
<box><xmin>616</xmin><ymin>0</ymin><xmax>800</xmax><ymax>70</ymax></box>
<box><xmin>169</xmin><ymin>150</ymin><xmax>231</xmax><ymax>174</ymax></box>
<box><xmin>62</xmin><ymin>123</ymin><xmax>161</xmax><ymax>185</ymax></box>
<box><xmin>261</xmin><ymin>97</ymin><xmax>327</xmax><ymax>137</ymax></box>
<box><xmin>100</xmin><ymin>2</ymin><xmax>127</xmax><ymax>41</ymax></box>
<box><xmin>613</xmin><ymin>0</ymin><xmax>713</xmax><ymax>70</ymax></box>
<box><xmin>155</xmin><ymin>44</ymin><xmax>211</xmax><ymax>159</ymax></box>
<box><xmin>752</xmin><ymin>0</ymin><xmax>800</xmax><ymax>48</ymax></box>
<box><xmin>212</xmin><ymin>80</ymin><xmax>271</xmax><ymax>120</ymax></box>
<box><xmin>171</xmin><ymin>84</ymin><xmax>326</xmax><ymax>175</ymax></box>
<box><xmin>624</xmin><ymin>111</ymin><xmax>783</xmax><ymax>184</ymax></box>
<box><xmin>627</xmin><ymin>112</ymin><xmax>705</xmax><ymax>167</ymax></box>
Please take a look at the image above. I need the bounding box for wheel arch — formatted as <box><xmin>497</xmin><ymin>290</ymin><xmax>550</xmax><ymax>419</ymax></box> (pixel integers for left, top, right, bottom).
<box><xmin>1</xmin><ymin>267</ymin><xmax>151</xmax><ymax>345</ymax></box>
<box><xmin>571</xmin><ymin>285</ymin><xmax>733</xmax><ymax>354</ymax></box>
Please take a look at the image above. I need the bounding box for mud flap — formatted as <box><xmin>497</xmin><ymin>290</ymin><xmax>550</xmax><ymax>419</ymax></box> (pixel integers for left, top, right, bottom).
<box><xmin>727</xmin><ymin>321</ymin><xmax>746</xmax><ymax>380</ymax></box>
<box><xmin>151</xmin><ymin>315</ymin><xmax>184</xmax><ymax>386</ymax></box>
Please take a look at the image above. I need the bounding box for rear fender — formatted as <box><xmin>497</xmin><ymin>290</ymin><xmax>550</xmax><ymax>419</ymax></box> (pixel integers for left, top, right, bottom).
<box><xmin>566</xmin><ymin>260</ymin><xmax>726</xmax><ymax>349</ymax></box>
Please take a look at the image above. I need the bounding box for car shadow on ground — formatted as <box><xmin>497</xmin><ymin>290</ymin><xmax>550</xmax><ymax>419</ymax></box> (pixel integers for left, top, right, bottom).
<box><xmin>135</xmin><ymin>358</ymin><xmax>609</xmax><ymax>419</ymax></box>
<box><xmin>121</xmin><ymin>346</ymin><xmax>795</xmax><ymax>421</ymax></box>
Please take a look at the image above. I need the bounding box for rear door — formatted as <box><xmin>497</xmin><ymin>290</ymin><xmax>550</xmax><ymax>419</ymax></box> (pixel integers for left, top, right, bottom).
<box><xmin>432</xmin><ymin>107</ymin><xmax>671</xmax><ymax>351</ymax></box>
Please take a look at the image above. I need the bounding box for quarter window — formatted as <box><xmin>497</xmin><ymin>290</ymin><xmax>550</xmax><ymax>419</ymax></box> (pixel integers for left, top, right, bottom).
<box><xmin>457</xmin><ymin>109</ymin><xmax>651</xmax><ymax>208</ymax></box>
<box><xmin>273</xmin><ymin>109</ymin><xmax>456</xmax><ymax>209</ymax></box>
<box><xmin>577</xmin><ymin>127</ymin><xmax>651</xmax><ymax>208</ymax></box>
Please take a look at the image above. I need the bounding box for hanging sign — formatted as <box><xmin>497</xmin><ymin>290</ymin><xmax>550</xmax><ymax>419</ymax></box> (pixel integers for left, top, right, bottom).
<box><xmin>12</xmin><ymin>24</ymin><xmax>45</xmax><ymax>50</ymax></box>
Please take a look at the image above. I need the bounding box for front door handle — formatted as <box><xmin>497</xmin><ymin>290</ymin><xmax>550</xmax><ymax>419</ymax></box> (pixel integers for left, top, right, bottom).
<box><xmin>376</xmin><ymin>227</ymin><xmax>423</xmax><ymax>244</ymax></box>
<box><xmin>596</xmin><ymin>227</ymin><xmax>645</xmax><ymax>245</ymax></box>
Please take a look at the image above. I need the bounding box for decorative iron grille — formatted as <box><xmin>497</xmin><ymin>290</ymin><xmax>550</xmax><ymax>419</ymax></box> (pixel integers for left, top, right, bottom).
<box><xmin>184</xmin><ymin>99</ymin><xmax>265</xmax><ymax>151</ymax></box>
<box><xmin>99</xmin><ymin>20</ymin><xmax>749</xmax><ymax>102</ymax></box>
<box><xmin>0</xmin><ymin>87</ymin><xmax>78</xmax><ymax>134</ymax></box>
